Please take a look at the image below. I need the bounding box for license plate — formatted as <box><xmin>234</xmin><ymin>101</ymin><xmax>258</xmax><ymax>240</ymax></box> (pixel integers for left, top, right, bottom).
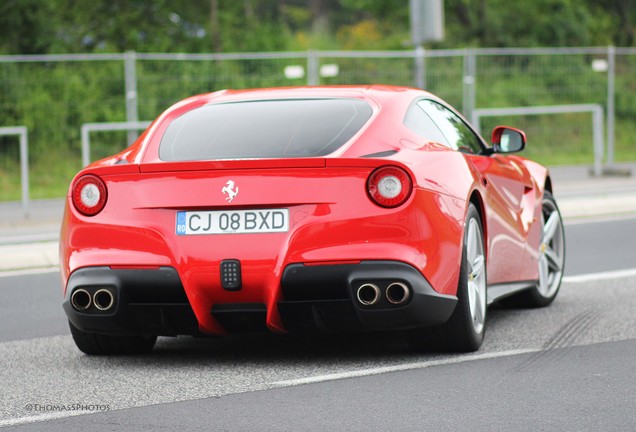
<box><xmin>176</xmin><ymin>209</ymin><xmax>289</xmax><ymax>235</ymax></box>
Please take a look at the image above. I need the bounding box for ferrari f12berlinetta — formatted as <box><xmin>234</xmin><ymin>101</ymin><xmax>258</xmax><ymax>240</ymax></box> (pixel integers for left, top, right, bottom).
<box><xmin>60</xmin><ymin>85</ymin><xmax>565</xmax><ymax>354</ymax></box>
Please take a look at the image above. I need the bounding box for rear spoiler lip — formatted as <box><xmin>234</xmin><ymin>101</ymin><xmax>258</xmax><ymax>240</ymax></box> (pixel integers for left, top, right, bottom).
<box><xmin>138</xmin><ymin>158</ymin><xmax>326</xmax><ymax>173</ymax></box>
<box><xmin>136</xmin><ymin>157</ymin><xmax>402</xmax><ymax>173</ymax></box>
<box><xmin>76</xmin><ymin>156</ymin><xmax>411</xmax><ymax>179</ymax></box>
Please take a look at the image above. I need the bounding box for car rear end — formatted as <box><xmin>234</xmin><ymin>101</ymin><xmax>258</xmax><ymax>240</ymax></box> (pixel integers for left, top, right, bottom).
<box><xmin>61</xmin><ymin>92</ymin><xmax>459</xmax><ymax>340</ymax></box>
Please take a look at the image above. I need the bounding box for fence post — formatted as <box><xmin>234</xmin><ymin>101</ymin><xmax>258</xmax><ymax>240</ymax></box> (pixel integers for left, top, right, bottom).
<box><xmin>463</xmin><ymin>49</ymin><xmax>476</xmax><ymax>122</ymax></box>
<box><xmin>81</xmin><ymin>124</ymin><xmax>90</xmax><ymax>167</ymax></box>
<box><xmin>81</xmin><ymin>121</ymin><xmax>152</xmax><ymax>167</ymax></box>
<box><xmin>19</xmin><ymin>128</ymin><xmax>29</xmax><ymax>216</ymax></box>
<box><xmin>0</xmin><ymin>126</ymin><xmax>29</xmax><ymax>215</ymax></box>
<box><xmin>592</xmin><ymin>105</ymin><xmax>605</xmax><ymax>178</ymax></box>
<box><xmin>307</xmin><ymin>50</ymin><xmax>319</xmax><ymax>86</ymax></box>
<box><xmin>414</xmin><ymin>46</ymin><xmax>426</xmax><ymax>89</ymax></box>
<box><xmin>606</xmin><ymin>45</ymin><xmax>615</xmax><ymax>166</ymax></box>
<box><xmin>124</xmin><ymin>51</ymin><xmax>139</xmax><ymax>145</ymax></box>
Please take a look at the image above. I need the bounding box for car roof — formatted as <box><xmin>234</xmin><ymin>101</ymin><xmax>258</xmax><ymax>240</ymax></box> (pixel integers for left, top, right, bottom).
<box><xmin>130</xmin><ymin>85</ymin><xmax>448</xmax><ymax>165</ymax></box>
<box><xmin>187</xmin><ymin>85</ymin><xmax>434</xmax><ymax>107</ymax></box>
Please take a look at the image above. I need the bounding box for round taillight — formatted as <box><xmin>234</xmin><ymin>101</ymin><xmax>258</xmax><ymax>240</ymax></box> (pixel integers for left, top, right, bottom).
<box><xmin>367</xmin><ymin>166</ymin><xmax>413</xmax><ymax>208</ymax></box>
<box><xmin>72</xmin><ymin>174</ymin><xmax>107</xmax><ymax>216</ymax></box>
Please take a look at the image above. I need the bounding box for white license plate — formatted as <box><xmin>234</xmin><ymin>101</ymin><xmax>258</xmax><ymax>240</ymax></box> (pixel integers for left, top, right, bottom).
<box><xmin>176</xmin><ymin>209</ymin><xmax>289</xmax><ymax>235</ymax></box>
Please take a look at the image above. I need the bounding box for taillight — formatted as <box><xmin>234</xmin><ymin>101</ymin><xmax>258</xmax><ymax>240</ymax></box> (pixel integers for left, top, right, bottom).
<box><xmin>72</xmin><ymin>174</ymin><xmax>107</xmax><ymax>216</ymax></box>
<box><xmin>367</xmin><ymin>166</ymin><xmax>413</xmax><ymax>208</ymax></box>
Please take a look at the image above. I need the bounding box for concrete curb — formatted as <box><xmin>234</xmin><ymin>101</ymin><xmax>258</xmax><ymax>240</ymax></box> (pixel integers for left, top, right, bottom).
<box><xmin>0</xmin><ymin>242</ymin><xmax>59</xmax><ymax>272</ymax></box>
<box><xmin>556</xmin><ymin>192</ymin><xmax>636</xmax><ymax>220</ymax></box>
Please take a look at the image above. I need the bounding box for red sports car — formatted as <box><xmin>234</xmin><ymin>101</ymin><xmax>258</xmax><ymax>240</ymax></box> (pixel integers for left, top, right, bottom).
<box><xmin>60</xmin><ymin>85</ymin><xmax>565</xmax><ymax>355</ymax></box>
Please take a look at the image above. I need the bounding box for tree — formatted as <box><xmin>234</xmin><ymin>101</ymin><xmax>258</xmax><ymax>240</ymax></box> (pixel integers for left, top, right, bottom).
<box><xmin>0</xmin><ymin>0</ymin><xmax>57</xmax><ymax>54</ymax></box>
<box><xmin>588</xmin><ymin>0</ymin><xmax>635</xmax><ymax>46</ymax></box>
<box><xmin>444</xmin><ymin>0</ymin><xmax>593</xmax><ymax>48</ymax></box>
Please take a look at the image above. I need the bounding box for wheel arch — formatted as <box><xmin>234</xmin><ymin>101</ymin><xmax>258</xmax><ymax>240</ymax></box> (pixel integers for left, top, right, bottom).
<box><xmin>544</xmin><ymin>175</ymin><xmax>553</xmax><ymax>195</ymax></box>
<box><xmin>468</xmin><ymin>190</ymin><xmax>487</xmax><ymax>259</ymax></box>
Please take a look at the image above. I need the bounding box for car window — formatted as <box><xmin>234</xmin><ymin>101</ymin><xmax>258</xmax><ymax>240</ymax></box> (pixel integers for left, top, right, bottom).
<box><xmin>159</xmin><ymin>98</ymin><xmax>373</xmax><ymax>161</ymax></box>
<box><xmin>417</xmin><ymin>100</ymin><xmax>484</xmax><ymax>154</ymax></box>
<box><xmin>403</xmin><ymin>104</ymin><xmax>451</xmax><ymax>148</ymax></box>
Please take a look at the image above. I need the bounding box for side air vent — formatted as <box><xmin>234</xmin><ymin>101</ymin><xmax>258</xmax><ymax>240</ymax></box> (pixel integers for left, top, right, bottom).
<box><xmin>361</xmin><ymin>150</ymin><xmax>398</xmax><ymax>158</ymax></box>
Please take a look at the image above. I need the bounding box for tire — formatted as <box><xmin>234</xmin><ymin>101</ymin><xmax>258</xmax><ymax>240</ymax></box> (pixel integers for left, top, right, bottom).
<box><xmin>504</xmin><ymin>191</ymin><xmax>565</xmax><ymax>308</ymax></box>
<box><xmin>410</xmin><ymin>203</ymin><xmax>487</xmax><ymax>352</ymax></box>
<box><xmin>69</xmin><ymin>321</ymin><xmax>157</xmax><ymax>355</ymax></box>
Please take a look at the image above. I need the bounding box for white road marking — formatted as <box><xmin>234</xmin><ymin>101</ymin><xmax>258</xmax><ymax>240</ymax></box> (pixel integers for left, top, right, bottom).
<box><xmin>269</xmin><ymin>348</ymin><xmax>536</xmax><ymax>388</ymax></box>
<box><xmin>562</xmin><ymin>268</ymin><xmax>636</xmax><ymax>283</ymax></box>
<box><xmin>0</xmin><ymin>411</ymin><xmax>88</xmax><ymax>428</ymax></box>
<box><xmin>0</xmin><ymin>266</ymin><xmax>59</xmax><ymax>278</ymax></box>
<box><xmin>563</xmin><ymin>213</ymin><xmax>636</xmax><ymax>225</ymax></box>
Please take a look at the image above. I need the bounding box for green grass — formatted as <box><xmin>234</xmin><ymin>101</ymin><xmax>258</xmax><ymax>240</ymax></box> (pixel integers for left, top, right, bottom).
<box><xmin>0</xmin><ymin>149</ymin><xmax>79</xmax><ymax>201</ymax></box>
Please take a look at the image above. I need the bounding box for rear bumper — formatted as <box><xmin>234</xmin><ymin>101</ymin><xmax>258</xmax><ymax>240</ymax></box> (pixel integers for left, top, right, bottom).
<box><xmin>63</xmin><ymin>261</ymin><xmax>457</xmax><ymax>336</ymax></box>
<box><xmin>278</xmin><ymin>261</ymin><xmax>457</xmax><ymax>331</ymax></box>
<box><xmin>63</xmin><ymin>266</ymin><xmax>200</xmax><ymax>336</ymax></box>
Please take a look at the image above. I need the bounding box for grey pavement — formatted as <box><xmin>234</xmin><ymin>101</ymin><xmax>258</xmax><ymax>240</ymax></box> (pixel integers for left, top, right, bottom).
<box><xmin>0</xmin><ymin>163</ymin><xmax>635</xmax><ymax>272</ymax></box>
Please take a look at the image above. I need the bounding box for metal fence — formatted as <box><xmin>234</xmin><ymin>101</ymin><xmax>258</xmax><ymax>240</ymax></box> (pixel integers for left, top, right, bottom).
<box><xmin>1</xmin><ymin>47</ymin><xmax>635</xmax><ymax>203</ymax></box>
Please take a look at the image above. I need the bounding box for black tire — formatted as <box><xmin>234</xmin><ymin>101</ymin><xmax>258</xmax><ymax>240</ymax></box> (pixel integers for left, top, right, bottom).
<box><xmin>502</xmin><ymin>191</ymin><xmax>565</xmax><ymax>308</ymax></box>
<box><xmin>69</xmin><ymin>321</ymin><xmax>157</xmax><ymax>355</ymax></box>
<box><xmin>410</xmin><ymin>203</ymin><xmax>487</xmax><ymax>352</ymax></box>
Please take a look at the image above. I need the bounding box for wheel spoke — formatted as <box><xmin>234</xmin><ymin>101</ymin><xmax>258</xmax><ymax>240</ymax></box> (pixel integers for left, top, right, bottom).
<box><xmin>466</xmin><ymin>222</ymin><xmax>477</xmax><ymax>262</ymax></box>
<box><xmin>473</xmin><ymin>294</ymin><xmax>485</xmax><ymax>324</ymax></box>
<box><xmin>542</xmin><ymin>211</ymin><xmax>560</xmax><ymax>243</ymax></box>
<box><xmin>470</xmin><ymin>255</ymin><xmax>485</xmax><ymax>279</ymax></box>
<box><xmin>476</xmin><ymin>280</ymin><xmax>485</xmax><ymax>312</ymax></box>
<box><xmin>468</xmin><ymin>280</ymin><xmax>484</xmax><ymax>322</ymax></box>
<box><xmin>538</xmin><ymin>255</ymin><xmax>549</xmax><ymax>296</ymax></box>
<box><xmin>545</xmin><ymin>247</ymin><xmax>562</xmax><ymax>273</ymax></box>
<box><xmin>468</xmin><ymin>280</ymin><xmax>477</xmax><ymax>314</ymax></box>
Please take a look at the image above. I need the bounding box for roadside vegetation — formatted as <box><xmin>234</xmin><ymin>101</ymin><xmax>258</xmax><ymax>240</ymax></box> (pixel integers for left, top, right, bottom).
<box><xmin>1</xmin><ymin>0</ymin><xmax>635</xmax><ymax>200</ymax></box>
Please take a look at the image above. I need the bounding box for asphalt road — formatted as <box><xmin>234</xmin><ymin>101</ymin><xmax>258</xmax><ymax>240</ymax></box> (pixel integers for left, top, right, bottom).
<box><xmin>564</xmin><ymin>216</ymin><xmax>636</xmax><ymax>275</ymax></box>
<box><xmin>1</xmin><ymin>217</ymin><xmax>635</xmax><ymax>430</ymax></box>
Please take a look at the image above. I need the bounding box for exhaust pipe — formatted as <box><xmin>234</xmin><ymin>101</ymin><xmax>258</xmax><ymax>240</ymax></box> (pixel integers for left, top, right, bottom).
<box><xmin>71</xmin><ymin>288</ymin><xmax>92</xmax><ymax>311</ymax></box>
<box><xmin>356</xmin><ymin>283</ymin><xmax>381</xmax><ymax>306</ymax></box>
<box><xmin>93</xmin><ymin>289</ymin><xmax>115</xmax><ymax>311</ymax></box>
<box><xmin>386</xmin><ymin>282</ymin><xmax>410</xmax><ymax>305</ymax></box>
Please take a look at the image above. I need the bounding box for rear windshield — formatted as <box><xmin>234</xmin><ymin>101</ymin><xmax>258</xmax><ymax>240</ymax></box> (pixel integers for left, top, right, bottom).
<box><xmin>159</xmin><ymin>98</ymin><xmax>373</xmax><ymax>161</ymax></box>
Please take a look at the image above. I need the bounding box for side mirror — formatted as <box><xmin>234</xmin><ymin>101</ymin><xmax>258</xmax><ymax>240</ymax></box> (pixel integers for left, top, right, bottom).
<box><xmin>491</xmin><ymin>126</ymin><xmax>526</xmax><ymax>153</ymax></box>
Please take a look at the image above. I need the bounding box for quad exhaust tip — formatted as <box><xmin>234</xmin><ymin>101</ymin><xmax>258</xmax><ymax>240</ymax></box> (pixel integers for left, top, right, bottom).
<box><xmin>356</xmin><ymin>283</ymin><xmax>381</xmax><ymax>306</ymax></box>
<box><xmin>70</xmin><ymin>288</ymin><xmax>115</xmax><ymax>312</ymax></box>
<box><xmin>70</xmin><ymin>288</ymin><xmax>92</xmax><ymax>311</ymax></box>
<box><xmin>355</xmin><ymin>281</ymin><xmax>411</xmax><ymax>307</ymax></box>
<box><xmin>386</xmin><ymin>282</ymin><xmax>410</xmax><ymax>305</ymax></box>
<box><xmin>93</xmin><ymin>289</ymin><xmax>115</xmax><ymax>311</ymax></box>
